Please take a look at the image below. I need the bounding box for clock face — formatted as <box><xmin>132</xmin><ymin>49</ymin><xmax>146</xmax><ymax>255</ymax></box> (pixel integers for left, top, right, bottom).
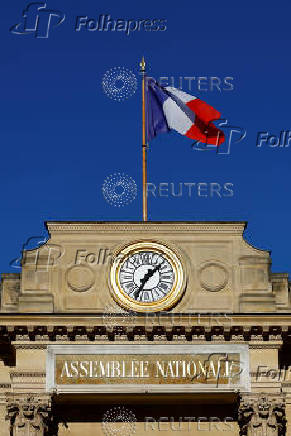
<box><xmin>119</xmin><ymin>251</ymin><xmax>175</xmax><ymax>303</ymax></box>
<box><xmin>109</xmin><ymin>242</ymin><xmax>185</xmax><ymax>312</ymax></box>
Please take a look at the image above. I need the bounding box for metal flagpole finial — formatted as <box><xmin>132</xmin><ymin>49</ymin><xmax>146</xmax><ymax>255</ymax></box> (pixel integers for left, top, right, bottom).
<box><xmin>140</xmin><ymin>56</ymin><xmax>146</xmax><ymax>73</ymax></box>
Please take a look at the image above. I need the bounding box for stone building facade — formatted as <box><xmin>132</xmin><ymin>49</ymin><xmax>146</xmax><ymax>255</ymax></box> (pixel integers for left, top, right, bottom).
<box><xmin>0</xmin><ymin>221</ymin><xmax>290</xmax><ymax>435</ymax></box>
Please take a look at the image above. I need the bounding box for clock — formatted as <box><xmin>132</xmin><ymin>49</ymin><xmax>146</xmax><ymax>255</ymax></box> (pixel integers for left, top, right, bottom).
<box><xmin>109</xmin><ymin>241</ymin><xmax>185</xmax><ymax>312</ymax></box>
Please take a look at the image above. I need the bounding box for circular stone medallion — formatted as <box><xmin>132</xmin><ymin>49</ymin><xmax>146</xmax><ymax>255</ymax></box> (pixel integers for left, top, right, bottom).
<box><xmin>66</xmin><ymin>265</ymin><xmax>95</xmax><ymax>292</ymax></box>
<box><xmin>199</xmin><ymin>262</ymin><xmax>228</xmax><ymax>292</ymax></box>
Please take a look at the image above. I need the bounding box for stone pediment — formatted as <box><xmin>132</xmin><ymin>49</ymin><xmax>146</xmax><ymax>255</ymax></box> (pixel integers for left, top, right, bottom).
<box><xmin>1</xmin><ymin>221</ymin><xmax>290</xmax><ymax>313</ymax></box>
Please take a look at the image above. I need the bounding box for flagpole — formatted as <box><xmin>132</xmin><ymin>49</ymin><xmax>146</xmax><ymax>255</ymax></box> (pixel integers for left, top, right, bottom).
<box><xmin>140</xmin><ymin>56</ymin><xmax>147</xmax><ymax>222</ymax></box>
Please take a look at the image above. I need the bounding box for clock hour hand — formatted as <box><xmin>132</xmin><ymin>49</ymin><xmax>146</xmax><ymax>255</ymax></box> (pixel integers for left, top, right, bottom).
<box><xmin>134</xmin><ymin>263</ymin><xmax>162</xmax><ymax>300</ymax></box>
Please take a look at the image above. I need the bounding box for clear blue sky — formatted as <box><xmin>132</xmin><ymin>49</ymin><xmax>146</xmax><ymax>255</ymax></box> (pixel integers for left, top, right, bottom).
<box><xmin>1</xmin><ymin>1</ymin><xmax>290</xmax><ymax>275</ymax></box>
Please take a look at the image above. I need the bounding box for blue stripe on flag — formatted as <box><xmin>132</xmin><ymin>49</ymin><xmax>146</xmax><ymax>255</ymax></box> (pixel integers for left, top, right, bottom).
<box><xmin>145</xmin><ymin>77</ymin><xmax>170</xmax><ymax>142</ymax></box>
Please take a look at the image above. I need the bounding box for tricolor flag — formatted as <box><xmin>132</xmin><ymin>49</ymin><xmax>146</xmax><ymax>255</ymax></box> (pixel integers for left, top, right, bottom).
<box><xmin>145</xmin><ymin>77</ymin><xmax>225</xmax><ymax>146</ymax></box>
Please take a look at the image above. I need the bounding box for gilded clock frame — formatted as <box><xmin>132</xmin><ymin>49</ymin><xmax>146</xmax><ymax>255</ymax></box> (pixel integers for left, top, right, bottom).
<box><xmin>109</xmin><ymin>241</ymin><xmax>185</xmax><ymax>312</ymax></box>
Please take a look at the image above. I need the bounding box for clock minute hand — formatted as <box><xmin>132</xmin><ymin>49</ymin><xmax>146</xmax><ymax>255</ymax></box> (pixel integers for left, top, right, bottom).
<box><xmin>134</xmin><ymin>264</ymin><xmax>162</xmax><ymax>300</ymax></box>
<box><xmin>140</xmin><ymin>264</ymin><xmax>162</xmax><ymax>291</ymax></box>
<box><xmin>134</xmin><ymin>271</ymin><xmax>152</xmax><ymax>300</ymax></box>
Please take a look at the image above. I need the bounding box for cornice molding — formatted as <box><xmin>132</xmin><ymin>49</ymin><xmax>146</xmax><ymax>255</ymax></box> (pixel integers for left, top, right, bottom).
<box><xmin>249</xmin><ymin>343</ymin><xmax>282</xmax><ymax>349</ymax></box>
<box><xmin>0</xmin><ymin>325</ymin><xmax>286</xmax><ymax>344</ymax></box>
<box><xmin>46</xmin><ymin>222</ymin><xmax>245</xmax><ymax>235</ymax></box>
<box><xmin>10</xmin><ymin>371</ymin><xmax>46</xmax><ymax>378</ymax></box>
<box><xmin>13</xmin><ymin>344</ymin><xmax>47</xmax><ymax>349</ymax></box>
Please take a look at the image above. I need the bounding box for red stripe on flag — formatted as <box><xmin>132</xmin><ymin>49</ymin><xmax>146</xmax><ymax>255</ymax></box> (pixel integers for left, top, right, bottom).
<box><xmin>185</xmin><ymin>117</ymin><xmax>225</xmax><ymax>145</ymax></box>
<box><xmin>186</xmin><ymin>98</ymin><xmax>221</xmax><ymax>125</ymax></box>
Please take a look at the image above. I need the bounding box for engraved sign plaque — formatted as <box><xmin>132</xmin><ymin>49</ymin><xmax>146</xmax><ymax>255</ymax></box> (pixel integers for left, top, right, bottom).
<box><xmin>46</xmin><ymin>344</ymin><xmax>250</xmax><ymax>393</ymax></box>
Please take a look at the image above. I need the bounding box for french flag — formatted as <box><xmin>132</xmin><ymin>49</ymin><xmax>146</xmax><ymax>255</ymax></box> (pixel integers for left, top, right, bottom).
<box><xmin>145</xmin><ymin>77</ymin><xmax>224</xmax><ymax>146</ymax></box>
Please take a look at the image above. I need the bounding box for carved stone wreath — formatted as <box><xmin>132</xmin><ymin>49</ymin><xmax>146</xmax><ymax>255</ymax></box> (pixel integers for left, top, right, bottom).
<box><xmin>199</xmin><ymin>261</ymin><xmax>229</xmax><ymax>292</ymax></box>
<box><xmin>66</xmin><ymin>265</ymin><xmax>95</xmax><ymax>292</ymax></box>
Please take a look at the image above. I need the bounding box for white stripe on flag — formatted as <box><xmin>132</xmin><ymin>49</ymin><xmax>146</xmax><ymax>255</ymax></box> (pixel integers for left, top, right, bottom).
<box><xmin>163</xmin><ymin>98</ymin><xmax>192</xmax><ymax>135</ymax></box>
<box><xmin>165</xmin><ymin>87</ymin><xmax>198</xmax><ymax>104</ymax></box>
